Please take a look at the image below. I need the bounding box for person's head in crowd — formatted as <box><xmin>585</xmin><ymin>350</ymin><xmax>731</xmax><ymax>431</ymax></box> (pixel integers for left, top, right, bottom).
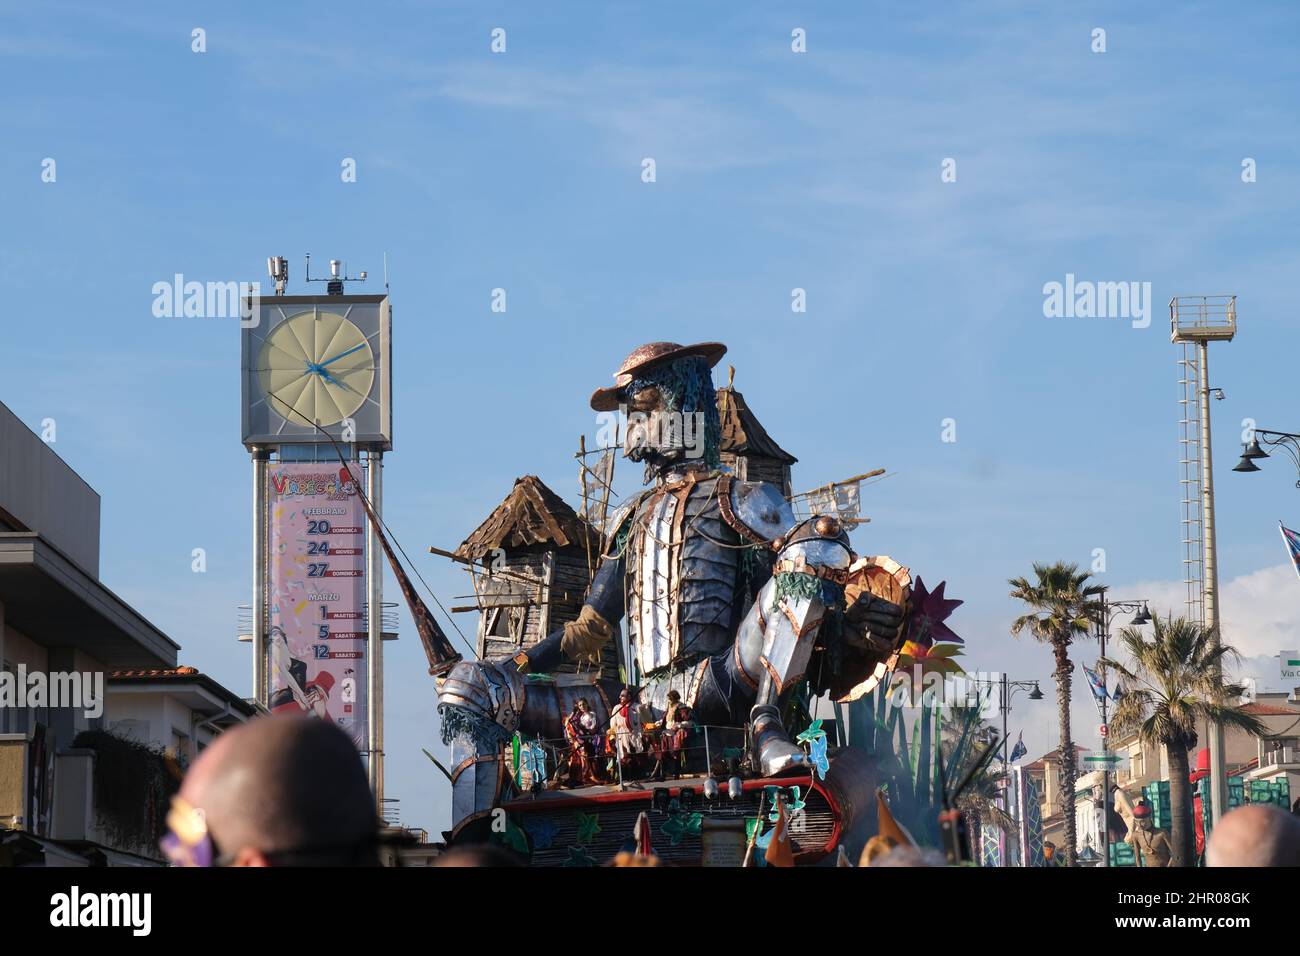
<box><xmin>433</xmin><ymin>843</ymin><xmax>525</xmax><ymax>867</ymax></box>
<box><xmin>869</xmin><ymin>844</ymin><xmax>946</xmax><ymax>867</ymax></box>
<box><xmin>162</xmin><ymin>714</ymin><xmax>379</xmax><ymax>866</ymax></box>
<box><xmin>1206</xmin><ymin>803</ymin><xmax>1300</xmax><ymax>867</ymax></box>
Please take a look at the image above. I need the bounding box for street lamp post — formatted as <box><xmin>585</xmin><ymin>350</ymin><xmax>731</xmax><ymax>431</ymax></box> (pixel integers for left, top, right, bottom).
<box><xmin>970</xmin><ymin>674</ymin><xmax>1043</xmax><ymax>866</ymax></box>
<box><xmin>1232</xmin><ymin>427</ymin><xmax>1300</xmax><ymax>484</ymax></box>
<box><xmin>1094</xmin><ymin>594</ymin><xmax>1151</xmax><ymax>869</ymax></box>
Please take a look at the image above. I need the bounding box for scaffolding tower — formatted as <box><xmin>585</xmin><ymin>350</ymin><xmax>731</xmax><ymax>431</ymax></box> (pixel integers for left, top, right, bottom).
<box><xmin>1170</xmin><ymin>293</ymin><xmax>1236</xmax><ymax>827</ymax></box>
<box><xmin>1178</xmin><ymin>343</ymin><xmax>1205</xmax><ymax>626</ymax></box>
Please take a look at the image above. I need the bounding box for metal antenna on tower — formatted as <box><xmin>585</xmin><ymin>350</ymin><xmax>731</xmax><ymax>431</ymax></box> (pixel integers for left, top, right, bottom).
<box><xmin>305</xmin><ymin>253</ymin><xmax>368</xmax><ymax>296</ymax></box>
<box><xmin>1171</xmin><ymin>293</ymin><xmax>1237</xmax><ymax>829</ymax></box>
<box><xmin>266</xmin><ymin>256</ymin><xmax>289</xmax><ymax>295</ymax></box>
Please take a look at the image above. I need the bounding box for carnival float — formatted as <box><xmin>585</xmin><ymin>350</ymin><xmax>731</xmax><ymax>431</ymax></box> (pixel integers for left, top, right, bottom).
<box><xmin>394</xmin><ymin>341</ymin><xmax>985</xmax><ymax>865</ymax></box>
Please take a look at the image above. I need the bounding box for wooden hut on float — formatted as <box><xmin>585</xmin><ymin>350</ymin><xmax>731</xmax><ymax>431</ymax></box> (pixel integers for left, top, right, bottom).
<box><xmin>716</xmin><ymin>385</ymin><xmax>797</xmax><ymax>497</ymax></box>
<box><xmin>454</xmin><ymin>475</ymin><xmax>618</xmax><ymax>679</ymax></box>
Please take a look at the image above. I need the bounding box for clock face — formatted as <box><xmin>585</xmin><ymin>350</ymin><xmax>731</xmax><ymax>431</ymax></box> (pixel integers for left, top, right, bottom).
<box><xmin>242</xmin><ymin>295</ymin><xmax>391</xmax><ymax>449</ymax></box>
<box><xmin>257</xmin><ymin>310</ymin><xmax>375</xmax><ymax>427</ymax></box>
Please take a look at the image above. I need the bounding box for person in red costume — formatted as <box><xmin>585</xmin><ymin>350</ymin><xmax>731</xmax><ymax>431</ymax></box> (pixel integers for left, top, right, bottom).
<box><xmin>303</xmin><ymin>671</ymin><xmax>335</xmax><ymax>720</ymax></box>
<box><xmin>1188</xmin><ymin>747</ymin><xmax>1211</xmax><ymax>860</ymax></box>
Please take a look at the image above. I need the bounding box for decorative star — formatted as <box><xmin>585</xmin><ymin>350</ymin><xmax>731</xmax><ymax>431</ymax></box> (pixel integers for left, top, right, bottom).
<box><xmin>563</xmin><ymin>845</ymin><xmax>598</xmax><ymax>867</ymax></box>
<box><xmin>492</xmin><ymin>819</ymin><xmax>529</xmax><ymax>855</ymax></box>
<box><xmin>905</xmin><ymin>576</ymin><xmax>964</xmax><ymax>649</ymax></box>
<box><xmin>765</xmin><ymin>786</ymin><xmax>806</xmax><ymax>821</ymax></box>
<box><xmin>523</xmin><ymin>816</ymin><xmax>558</xmax><ymax>850</ymax></box>
<box><xmin>574</xmin><ymin>811</ymin><xmax>602</xmax><ymax>845</ymax></box>
<box><xmin>796</xmin><ymin>719</ymin><xmax>826</xmax><ymax>745</ymax></box>
<box><xmin>660</xmin><ymin>811</ymin><xmax>703</xmax><ymax>846</ymax></box>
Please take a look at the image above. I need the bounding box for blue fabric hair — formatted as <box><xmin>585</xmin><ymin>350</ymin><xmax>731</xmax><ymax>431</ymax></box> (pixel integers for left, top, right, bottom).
<box><xmin>626</xmin><ymin>355</ymin><xmax>721</xmax><ymax>468</ymax></box>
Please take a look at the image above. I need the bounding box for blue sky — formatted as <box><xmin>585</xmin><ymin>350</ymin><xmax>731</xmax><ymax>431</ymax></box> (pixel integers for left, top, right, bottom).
<box><xmin>3</xmin><ymin>1</ymin><xmax>1300</xmax><ymax>834</ymax></box>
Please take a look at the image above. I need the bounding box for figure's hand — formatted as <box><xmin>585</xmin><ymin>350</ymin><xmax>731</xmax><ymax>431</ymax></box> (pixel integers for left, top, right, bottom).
<box><xmin>843</xmin><ymin>592</ymin><xmax>905</xmax><ymax>651</ymax></box>
<box><xmin>560</xmin><ymin>605</ymin><xmax>613</xmax><ymax>665</ymax></box>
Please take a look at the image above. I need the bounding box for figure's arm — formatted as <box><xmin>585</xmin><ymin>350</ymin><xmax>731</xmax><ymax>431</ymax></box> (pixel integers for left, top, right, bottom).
<box><xmin>517</xmin><ymin>552</ymin><xmax>625</xmax><ymax>673</ymax></box>
<box><xmin>724</xmin><ymin>478</ymin><xmax>904</xmax><ymax>643</ymax></box>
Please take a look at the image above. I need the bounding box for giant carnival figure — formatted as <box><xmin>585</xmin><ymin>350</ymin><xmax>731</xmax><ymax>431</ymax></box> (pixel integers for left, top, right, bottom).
<box><xmin>437</xmin><ymin>341</ymin><xmax>936</xmax><ymax>833</ymax></box>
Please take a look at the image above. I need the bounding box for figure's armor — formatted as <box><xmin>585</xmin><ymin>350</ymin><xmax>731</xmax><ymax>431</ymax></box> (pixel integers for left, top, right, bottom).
<box><xmin>619</xmin><ymin>471</ymin><xmax>784</xmax><ymax>679</ymax></box>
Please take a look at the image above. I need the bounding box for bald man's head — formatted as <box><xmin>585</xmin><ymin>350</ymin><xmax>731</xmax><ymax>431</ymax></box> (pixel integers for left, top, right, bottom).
<box><xmin>181</xmin><ymin>715</ymin><xmax>378</xmax><ymax>866</ymax></box>
<box><xmin>1206</xmin><ymin>804</ymin><xmax>1300</xmax><ymax>867</ymax></box>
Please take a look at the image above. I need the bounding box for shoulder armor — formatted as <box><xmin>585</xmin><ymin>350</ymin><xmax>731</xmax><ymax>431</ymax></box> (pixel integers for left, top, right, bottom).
<box><xmin>720</xmin><ymin>477</ymin><xmax>795</xmax><ymax>545</ymax></box>
<box><xmin>603</xmin><ymin>488</ymin><xmax>653</xmax><ymax>556</ymax></box>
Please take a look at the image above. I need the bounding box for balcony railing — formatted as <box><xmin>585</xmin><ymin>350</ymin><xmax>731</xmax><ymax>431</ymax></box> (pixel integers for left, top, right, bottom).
<box><xmin>1260</xmin><ymin>745</ymin><xmax>1299</xmax><ymax>769</ymax></box>
<box><xmin>1169</xmin><ymin>295</ymin><xmax>1237</xmax><ymax>342</ymax></box>
<box><xmin>237</xmin><ymin>603</ymin><xmax>399</xmax><ymax>642</ymax></box>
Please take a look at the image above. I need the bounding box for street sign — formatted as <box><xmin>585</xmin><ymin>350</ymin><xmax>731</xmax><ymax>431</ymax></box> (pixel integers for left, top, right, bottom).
<box><xmin>1098</xmin><ymin>723</ymin><xmax>1109</xmax><ymax>738</ymax></box>
<box><xmin>1082</xmin><ymin>753</ymin><xmax>1125</xmax><ymax>770</ymax></box>
<box><xmin>1280</xmin><ymin>650</ymin><xmax>1300</xmax><ymax>681</ymax></box>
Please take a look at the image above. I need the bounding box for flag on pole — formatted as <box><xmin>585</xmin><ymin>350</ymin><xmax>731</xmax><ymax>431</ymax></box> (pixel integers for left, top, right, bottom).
<box><xmin>1009</xmin><ymin>732</ymin><xmax>1027</xmax><ymax>763</ymax></box>
<box><xmin>1280</xmin><ymin>522</ymin><xmax>1300</xmax><ymax>581</ymax></box>
<box><xmin>1082</xmin><ymin>663</ymin><xmax>1109</xmax><ymax>703</ymax></box>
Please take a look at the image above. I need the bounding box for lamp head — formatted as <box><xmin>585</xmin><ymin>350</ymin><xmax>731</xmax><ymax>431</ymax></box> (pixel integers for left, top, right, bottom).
<box><xmin>1241</xmin><ymin>438</ymin><xmax>1269</xmax><ymax>459</ymax></box>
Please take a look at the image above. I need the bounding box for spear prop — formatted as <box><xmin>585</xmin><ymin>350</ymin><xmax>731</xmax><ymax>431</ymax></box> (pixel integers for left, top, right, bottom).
<box><xmin>266</xmin><ymin>394</ymin><xmax>464</xmax><ymax>677</ymax></box>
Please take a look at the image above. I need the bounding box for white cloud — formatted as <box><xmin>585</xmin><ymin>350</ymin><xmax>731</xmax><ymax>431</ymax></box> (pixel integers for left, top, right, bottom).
<box><xmin>1124</xmin><ymin>563</ymin><xmax>1300</xmax><ymax>662</ymax></box>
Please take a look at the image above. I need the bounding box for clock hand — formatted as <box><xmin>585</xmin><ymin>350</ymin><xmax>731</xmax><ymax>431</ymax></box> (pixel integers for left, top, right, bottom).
<box><xmin>318</xmin><ymin>343</ymin><xmax>368</xmax><ymax>369</ymax></box>
<box><xmin>304</xmin><ymin>361</ymin><xmax>342</xmax><ymax>386</ymax></box>
<box><xmin>324</xmin><ymin>373</ymin><xmax>367</xmax><ymax>399</ymax></box>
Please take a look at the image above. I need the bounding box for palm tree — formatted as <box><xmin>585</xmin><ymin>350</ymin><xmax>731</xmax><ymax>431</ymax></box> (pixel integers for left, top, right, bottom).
<box><xmin>1101</xmin><ymin>615</ymin><xmax>1266</xmax><ymax>867</ymax></box>
<box><xmin>1008</xmin><ymin>561</ymin><xmax>1105</xmax><ymax>866</ymax></box>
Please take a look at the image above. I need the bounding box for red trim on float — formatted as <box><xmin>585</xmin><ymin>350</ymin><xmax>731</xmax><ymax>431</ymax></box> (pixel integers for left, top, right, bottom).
<box><xmin>494</xmin><ymin>772</ymin><xmax>842</xmax><ymax>863</ymax></box>
<box><xmin>814</xmin><ymin>776</ymin><xmax>844</xmax><ymax>857</ymax></box>
<box><xmin>501</xmin><ymin>774</ymin><xmax>814</xmax><ymax>812</ymax></box>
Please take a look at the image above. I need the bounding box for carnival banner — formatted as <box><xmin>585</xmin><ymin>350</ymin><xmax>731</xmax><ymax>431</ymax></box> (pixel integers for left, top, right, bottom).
<box><xmin>980</xmin><ymin>824</ymin><xmax>1004</xmax><ymax>867</ymax></box>
<box><xmin>267</xmin><ymin>461</ymin><xmax>368</xmax><ymax>749</ymax></box>
<box><xmin>1019</xmin><ymin>770</ymin><xmax>1047</xmax><ymax>867</ymax></box>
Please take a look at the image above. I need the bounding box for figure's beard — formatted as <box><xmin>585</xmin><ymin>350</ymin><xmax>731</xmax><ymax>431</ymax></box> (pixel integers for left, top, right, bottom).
<box><xmin>626</xmin><ymin>443</ymin><xmax>685</xmax><ymax>483</ymax></box>
<box><xmin>623</xmin><ymin>407</ymin><xmax>708</xmax><ymax>482</ymax></box>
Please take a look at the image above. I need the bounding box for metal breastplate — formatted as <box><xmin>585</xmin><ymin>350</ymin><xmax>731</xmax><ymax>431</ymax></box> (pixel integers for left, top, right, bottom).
<box><xmin>625</xmin><ymin>475</ymin><xmax>741</xmax><ymax>680</ymax></box>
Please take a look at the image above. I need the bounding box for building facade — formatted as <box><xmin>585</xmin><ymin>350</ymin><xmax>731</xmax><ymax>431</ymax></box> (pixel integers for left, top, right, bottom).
<box><xmin>0</xmin><ymin>399</ymin><xmax>253</xmax><ymax>865</ymax></box>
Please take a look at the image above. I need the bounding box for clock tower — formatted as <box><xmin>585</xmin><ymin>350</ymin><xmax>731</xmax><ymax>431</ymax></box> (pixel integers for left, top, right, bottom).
<box><xmin>241</xmin><ymin>258</ymin><xmax>393</xmax><ymax>800</ymax></box>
